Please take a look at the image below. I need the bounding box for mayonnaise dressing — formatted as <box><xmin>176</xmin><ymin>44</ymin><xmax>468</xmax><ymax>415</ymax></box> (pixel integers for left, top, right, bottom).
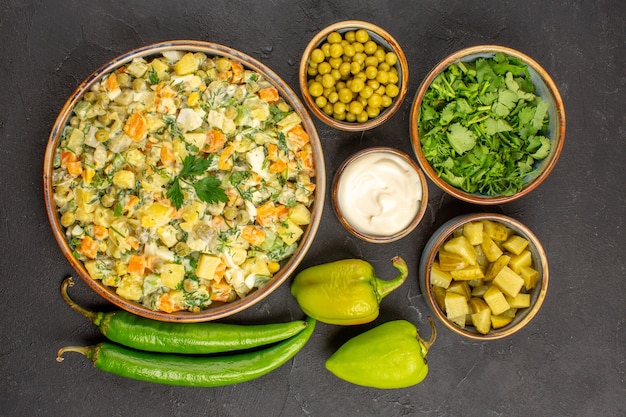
<box><xmin>337</xmin><ymin>151</ymin><xmax>422</xmax><ymax>236</ymax></box>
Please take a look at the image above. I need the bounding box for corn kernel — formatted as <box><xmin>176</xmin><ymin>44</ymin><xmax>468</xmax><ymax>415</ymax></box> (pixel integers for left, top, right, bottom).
<box><xmin>187</xmin><ymin>91</ymin><xmax>200</xmax><ymax>107</ymax></box>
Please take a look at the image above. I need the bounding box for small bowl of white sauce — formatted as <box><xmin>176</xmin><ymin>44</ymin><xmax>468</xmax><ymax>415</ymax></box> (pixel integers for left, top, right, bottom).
<box><xmin>332</xmin><ymin>147</ymin><xmax>429</xmax><ymax>243</ymax></box>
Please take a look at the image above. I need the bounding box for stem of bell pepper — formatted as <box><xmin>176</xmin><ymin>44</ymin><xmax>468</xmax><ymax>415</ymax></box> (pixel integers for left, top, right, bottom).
<box><xmin>375</xmin><ymin>256</ymin><xmax>408</xmax><ymax>299</ymax></box>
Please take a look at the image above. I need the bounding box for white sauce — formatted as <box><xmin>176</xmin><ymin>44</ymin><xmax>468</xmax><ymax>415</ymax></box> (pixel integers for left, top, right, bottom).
<box><xmin>337</xmin><ymin>151</ymin><xmax>422</xmax><ymax>236</ymax></box>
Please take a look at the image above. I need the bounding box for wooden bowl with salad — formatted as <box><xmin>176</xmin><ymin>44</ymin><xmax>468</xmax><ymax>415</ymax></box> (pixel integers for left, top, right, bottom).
<box><xmin>410</xmin><ymin>45</ymin><xmax>566</xmax><ymax>204</ymax></box>
<box><xmin>299</xmin><ymin>20</ymin><xmax>409</xmax><ymax>131</ymax></box>
<box><xmin>43</xmin><ymin>40</ymin><xmax>326</xmax><ymax>322</ymax></box>
<box><xmin>418</xmin><ymin>213</ymin><xmax>549</xmax><ymax>340</ymax></box>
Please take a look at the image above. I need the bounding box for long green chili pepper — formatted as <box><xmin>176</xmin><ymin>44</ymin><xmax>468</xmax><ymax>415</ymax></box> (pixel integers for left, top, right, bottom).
<box><xmin>56</xmin><ymin>316</ymin><xmax>315</xmax><ymax>387</ymax></box>
<box><xmin>61</xmin><ymin>277</ymin><xmax>308</xmax><ymax>354</ymax></box>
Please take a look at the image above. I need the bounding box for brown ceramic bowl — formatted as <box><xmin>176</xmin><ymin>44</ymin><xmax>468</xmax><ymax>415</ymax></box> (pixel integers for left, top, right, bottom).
<box><xmin>419</xmin><ymin>213</ymin><xmax>549</xmax><ymax>340</ymax></box>
<box><xmin>332</xmin><ymin>147</ymin><xmax>428</xmax><ymax>243</ymax></box>
<box><xmin>43</xmin><ymin>40</ymin><xmax>326</xmax><ymax>322</ymax></box>
<box><xmin>410</xmin><ymin>45</ymin><xmax>566</xmax><ymax>204</ymax></box>
<box><xmin>299</xmin><ymin>20</ymin><xmax>409</xmax><ymax>131</ymax></box>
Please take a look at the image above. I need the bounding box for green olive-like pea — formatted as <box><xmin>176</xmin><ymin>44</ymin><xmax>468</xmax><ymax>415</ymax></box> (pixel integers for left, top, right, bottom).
<box><xmin>367</xmin><ymin>93</ymin><xmax>383</xmax><ymax>109</ymax></box>
<box><xmin>95</xmin><ymin>129</ymin><xmax>109</xmax><ymax>142</ymax></box>
<box><xmin>350</xmin><ymin>78</ymin><xmax>365</xmax><ymax>93</ymax></box>
<box><xmin>356</xmin><ymin>110</ymin><xmax>369</xmax><ymax>123</ymax></box>
<box><xmin>332</xmin><ymin>68</ymin><xmax>342</xmax><ymax>81</ymax></box>
<box><xmin>355</xmin><ymin>29</ymin><xmax>369</xmax><ymax>43</ymax></box>
<box><xmin>333</xmin><ymin>112</ymin><xmax>346</xmax><ymax>121</ymax></box>
<box><xmin>385</xmin><ymin>83</ymin><xmax>400</xmax><ymax>98</ymax></box>
<box><xmin>359</xmin><ymin>85</ymin><xmax>374</xmax><ymax>99</ymax></box>
<box><xmin>327</xmin><ymin>31</ymin><xmax>343</xmax><ymax>44</ymax></box>
<box><xmin>348</xmin><ymin>100</ymin><xmax>364</xmax><ymax>115</ymax></box>
<box><xmin>307</xmin><ymin>65</ymin><xmax>318</xmax><ymax>77</ymax></box>
<box><xmin>353</xmin><ymin>52</ymin><xmax>366</xmax><ymax>65</ymax></box>
<box><xmin>338</xmin><ymin>87</ymin><xmax>353</xmax><ymax>104</ymax></box>
<box><xmin>375</xmin><ymin>85</ymin><xmax>387</xmax><ymax>96</ymax></box>
<box><xmin>381</xmin><ymin>95</ymin><xmax>393</xmax><ymax>108</ymax></box>
<box><xmin>364</xmin><ymin>56</ymin><xmax>379</xmax><ymax>68</ymax></box>
<box><xmin>327</xmin><ymin>91</ymin><xmax>339</xmax><ymax>104</ymax></box>
<box><xmin>376</xmin><ymin>70</ymin><xmax>390</xmax><ymax>85</ymax></box>
<box><xmin>343</xmin><ymin>44</ymin><xmax>356</xmax><ymax>57</ymax></box>
<box><xmin>321</xmin><ymin>43</ymin><xmax>331</xmax><ymax>57</ymax></box>
<box><xmin>322</xmin><ymin>102</ymin><xmax>334</xmax><ymax>115</ymax></box>
<box><xmin>315</xmin><ymin>95</ymin><xmax>328</xmax><ymax>108</ymax></box>
<box><xmin>378</xmin><ymin>62</ymin><xmax>391</xmax><ymax>72</ymax></box>
<box><xmin>333</xmin><ymin>101</ymin><xmax>346</xmax><ymax>114</ymax></box>
<box><xmin>374</xmin><ymin>47</ymin><xmax>386</xmax><ymax>63</ymax></box>
<box><xmin>329</xmin><ymin>43</ymin><xmax>343</xmax><ymax>58</ymax></box>
<box><xmin>388</xmin><ymin>71</ymin><xmax>399</xmax><ymax>85</ymax></box>
<box><xmin>344</xmin><ymin>30</ymin><xmax>356</xmax><ymax>42</ymax></box>
<box><xmin>339</xmin><ymin>62</ymin><xmax>352</xmax><ymax>77</ymax></box>
<box><xmin>385</xmin><ymin>51</ymin><xmax>398</xmax><ymax>66</ymax></box>
<box><xmin>318</xmin><ymin>62</ymin><xmax>331</xmax><ymax>75</ymax></box>
<box><xmin>366</xmin><ymin>105</ymin><xmax>380</xmax><ymax>119</ymax></box>
<box><xmin>365</xmin><ymin>66</ymin><xmax>378</xmax><ymax>80</ymax></box>
<box><xmin>308</xmin><ymin>81</ymin><xmax>324</xmax><ymax>98</ymax></box>
<box><xmin>310</xmin><ymin>48</ymin><xmax>326</xmax><ymax>64</ymax></box>
<box><xmin>345</xmin><ymin>112</ymin><xmax>357</xmax><ymax>122</ymax></box>
<box><xmin>329</xmin><ymin>56</ymin><xmax>343</xmax><ymax>69</ymax></box>
<box><xmin>321</xmin><ymin>73</ymin><xmax>335</xmax><ymax>89</ymax></box>
<box><xmin>367</xmin><ymin>79</ymin><xmax>380</xmax><ymax>90</ymax></box>
<box><xmin>350</xmin><ymin>61</ymin><xmax>362</xmax><ymax>75</ymax></box>
<box><xmin>364</xmin><ymin>40</ymin><xmax>378</xmax><ymax>55</ymax></box>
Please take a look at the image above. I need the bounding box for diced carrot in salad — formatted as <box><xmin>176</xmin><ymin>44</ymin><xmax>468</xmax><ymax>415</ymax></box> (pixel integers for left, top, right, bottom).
<box><xmin>77</xmin><ymin>235</ymin><xmax>98</xmax><ymax>259</ymax></box>
<box><xmin>259</xmin><ymin>86</ymin><xmax>279</xmax><ymax>103</ymax></box>
<box><xmin>202</xmin><ymin>129</ymin><xmax>226</xmax><ymax>154</ymax></box>
<box><xmin>124</xmin><ymin>112</ymin><xmax>148</xmax><ymax>141</ymax></box>
<box><xmin>210</xmin><ymin>280</ymin><xmax>233</xmax><ymax>302</ymax></box>
<box><xmin>241</xmin><ymin>225</ymin><xmax>266</xmax><ymax>247</ymax></box>
<box><xmin>127</xmin><ymin>254</ymin><xmax>146</xmax><ymax>276</ymax></box>
<box><xmin>287</xmin><ymin>124</ymin><xmax>310</xmax><ymax>149</ymax></box>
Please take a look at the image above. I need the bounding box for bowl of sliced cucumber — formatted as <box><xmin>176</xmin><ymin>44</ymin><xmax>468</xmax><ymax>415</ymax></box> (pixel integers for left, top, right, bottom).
<box><xmin>419</xmin><ymin>213</ymin><xmax>549</xmax><ymax>340</ymax></box>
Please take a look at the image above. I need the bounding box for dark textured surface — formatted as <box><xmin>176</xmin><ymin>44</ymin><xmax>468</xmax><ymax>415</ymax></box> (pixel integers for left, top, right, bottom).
<box><xmin>1</xmin><ymin>1</ymin><xmax>625</xmax><ymax>416</ymax></box>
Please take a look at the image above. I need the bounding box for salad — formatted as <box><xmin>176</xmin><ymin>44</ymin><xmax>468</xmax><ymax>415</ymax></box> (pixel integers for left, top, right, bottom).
<box><xmin>51</xmin><ymin>50</ymin><xmax>316</xmax><ymax>313</ymax></box>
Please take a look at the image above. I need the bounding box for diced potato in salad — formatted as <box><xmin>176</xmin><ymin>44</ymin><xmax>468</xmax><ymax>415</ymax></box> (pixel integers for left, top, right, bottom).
<box><xmin>52</xmin><ymin>51</ymin><xmax>317</xmax><ymax>313</ymax></box>
<box><xmin>430</xmin><ymin>220</ymin><xmax>539</xmax><ymax>334</ymax></box>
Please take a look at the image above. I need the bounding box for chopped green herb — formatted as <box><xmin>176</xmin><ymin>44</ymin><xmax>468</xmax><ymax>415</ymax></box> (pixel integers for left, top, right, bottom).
<box><xmin>418</xmin><ymin>53</ymin><xmax>551</xmax><ymax>196</ymax></box>
<box><xmin>167</xmin><ymin>155</ymin><xmax>228</xmax><ymax>209</ymax></box>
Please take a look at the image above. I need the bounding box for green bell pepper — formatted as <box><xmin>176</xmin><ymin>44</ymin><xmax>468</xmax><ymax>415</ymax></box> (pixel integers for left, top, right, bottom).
<box><xmin>325</xmin><ymin>317</ymin><xmax>437</xmax><ymax>389</ymax></box>
<box><xmin>290</xmin><ymin>256</ymin><xmax>408</xmax><ymax>325</ymax></box>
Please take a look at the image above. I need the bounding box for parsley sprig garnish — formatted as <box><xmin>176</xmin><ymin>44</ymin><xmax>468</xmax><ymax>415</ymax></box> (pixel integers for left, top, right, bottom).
<box><xmin>166</xmin><ymin>155</ymin><xmax>228</xmax><ymax>209</ymax></box>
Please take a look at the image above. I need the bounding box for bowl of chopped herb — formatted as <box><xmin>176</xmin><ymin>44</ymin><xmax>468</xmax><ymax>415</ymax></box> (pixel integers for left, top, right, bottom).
<box><xmin>410</xmin><ymin>45</ymin><xmax>566</xmax><ymax>204</ymax></box>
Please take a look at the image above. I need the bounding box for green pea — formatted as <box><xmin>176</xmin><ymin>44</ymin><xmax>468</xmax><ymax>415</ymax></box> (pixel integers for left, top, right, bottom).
<box><xmin>315</xmin><ymin>95</ymin><xmax>328</xmax><ymax>108</ymax></box>
<box><xmin>317</xmin><ymin>62</ymin><xmax>331</xmax><ymax>75</ymax></box>
<box><xmin>308</xmin><ymin>81</ymin><xmax>324</xmax><ymax>97</ymax></box>
<box><xmin>310</xmin><ymin>48</ymin><xmax>325</xmax><ymax>64</ymax></box>
<box><xmin>327</xmin><ymin>31</ymin><xmax>342</xmax><ymax>44</ymax></box>
<box><xmin>385</xmin><ymin>51</ymin><xmax>398</xmax><ymax>66</ymax></box>
<box><xmin>385</xmin><ymin>83</ymin><xmax>400</xmax><ymax>98</ymax></box>
<box><xmin>322</xmin><ymin>73</ymin><xmax>335</xmax><ymax>89</ymax></box>
<box><xmin>338</xmin><ymin>88</ymin><xmax>353</xmax><ymax>104</ymax></box>
<box><xmin>355</xmin><ymin>29</ymin><xmax>369</xmax><ymax>43</ymax></box>
<box><xmin>365</xmin><ymin>66</ymin><xmax>378</xmax><ymax>80</ymax></box>
<box><xmin>364</xmin><ymin>40</ymin><xmax>377</xmax><ymax>55</ymax></box>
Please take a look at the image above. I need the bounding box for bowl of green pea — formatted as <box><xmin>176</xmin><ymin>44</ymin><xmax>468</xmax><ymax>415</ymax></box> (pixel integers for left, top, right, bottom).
<box><xmin>299</xmin><ymin>20</ymin><xmax>409</xmax><ymax>131</ymax></box>
<box><xmin>410</xmin><ymin>45</ymin><xmax>566</xmax><ymax>204</ymax></box>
